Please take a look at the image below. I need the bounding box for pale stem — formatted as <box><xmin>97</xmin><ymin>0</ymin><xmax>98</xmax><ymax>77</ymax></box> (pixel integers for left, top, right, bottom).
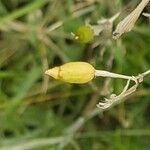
<box><xmin>141</xmin><ymin>70</ymin><xmax>150</xmax><ymax>77</ymax></box>
<box><xmin>95</xmin><ymin>70</ymin><xmax>133</xmax><ymax>80</ymax></box>
<box><xmin>96</xmin><ymin>69</ymin><xmax>150</xmax><ymax>109</ymax></box>
<box><xmin>142</xmin><ymin>12</ymin><xmax>150</xmax><ymax>18</ymax></box>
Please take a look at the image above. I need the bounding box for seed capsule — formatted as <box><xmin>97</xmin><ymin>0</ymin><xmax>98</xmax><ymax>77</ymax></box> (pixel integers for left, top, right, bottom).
<box><xmin>45</xmin><ymin>62</ymin><xmax>95</xmax><ymax>84</ymax></box>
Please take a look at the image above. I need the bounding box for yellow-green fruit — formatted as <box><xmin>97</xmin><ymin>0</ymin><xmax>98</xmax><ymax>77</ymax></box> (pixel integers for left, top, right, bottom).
<box><xmin>74</xmin><ymin>26</ymin><xmax>94</xmax><ymax>43</ymax></box>
<box><xmin>45</xmin><ymin>62</ymin><xmax>95</xmax><ymax>84</ymax></box>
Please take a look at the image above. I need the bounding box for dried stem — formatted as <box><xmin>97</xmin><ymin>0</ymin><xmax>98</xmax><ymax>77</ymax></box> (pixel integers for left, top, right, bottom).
<box><xmin>96</xmin><ymin>69</ymin><xmax>150</xmax><ymax>109</ymax></box>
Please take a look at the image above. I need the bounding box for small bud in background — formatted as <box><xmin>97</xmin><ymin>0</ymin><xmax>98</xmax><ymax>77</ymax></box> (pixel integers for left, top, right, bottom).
<box><xmin>72</xmin><ymin>26</ymin><xmax>94</xmax><ymax>43</ymax></box>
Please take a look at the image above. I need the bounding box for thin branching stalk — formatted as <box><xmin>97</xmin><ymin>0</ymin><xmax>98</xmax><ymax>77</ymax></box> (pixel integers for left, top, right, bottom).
<box><xmin>96</xmin><ymin>69</ymin><xmax>150</xmax><ymax>109</ymax></box>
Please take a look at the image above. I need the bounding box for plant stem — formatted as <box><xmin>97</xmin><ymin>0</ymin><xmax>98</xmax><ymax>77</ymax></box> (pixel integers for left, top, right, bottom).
<box><xmin>95</xmin><ymin>70</ymin><xmax>133</xmax><ymax>80</ymax></box>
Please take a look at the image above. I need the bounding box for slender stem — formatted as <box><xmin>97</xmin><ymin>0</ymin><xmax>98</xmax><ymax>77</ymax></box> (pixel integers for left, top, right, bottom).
<box><xmin>96</xmin><ymin>69</ymin><xmax>150</xmax><ymax>109</ymax></box>
<box><xmin>95</xmin><ymin>70</ymin><xmax>133</xmax><ymax>80</ymax></box>
<box><xmin>140</xmin><ymin>70</ymin><xmax>150</xmax><ymax>77</ymax></box>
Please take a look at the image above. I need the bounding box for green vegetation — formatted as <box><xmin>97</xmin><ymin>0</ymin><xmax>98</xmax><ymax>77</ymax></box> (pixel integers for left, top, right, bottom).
<box><xmin>0</xmin><ymin>0</ymin><xmax>149</xmax><ymax>149</ymax></box>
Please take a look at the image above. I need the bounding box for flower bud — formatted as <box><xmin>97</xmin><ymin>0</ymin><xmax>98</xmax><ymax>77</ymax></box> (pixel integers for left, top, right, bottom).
<box><xmin>73</xmin><ymin>26</ymin><xmax>94</xmax><ymax>43</ymax></box>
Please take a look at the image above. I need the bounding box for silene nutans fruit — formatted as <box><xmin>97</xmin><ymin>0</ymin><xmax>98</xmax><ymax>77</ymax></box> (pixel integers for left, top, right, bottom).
<box><xmin>45</xmin><ymin>62</ymin><xmax>95</xmax><ymax>84</ymax></box>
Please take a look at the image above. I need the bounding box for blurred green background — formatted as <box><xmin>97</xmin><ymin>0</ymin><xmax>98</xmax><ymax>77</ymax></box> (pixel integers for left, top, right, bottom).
<box><xmin>0</xmin><ymin>0</ymin><xmax>150</xmax><ymax>149</ymax></box>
